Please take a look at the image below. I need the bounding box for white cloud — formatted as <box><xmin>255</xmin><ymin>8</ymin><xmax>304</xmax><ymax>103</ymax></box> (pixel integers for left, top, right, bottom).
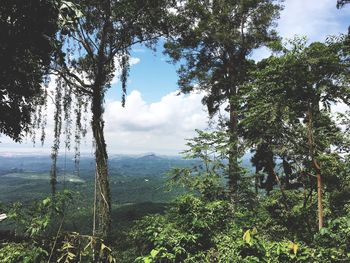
<box><xmin>332</xmin><ymin>102</ymin><xmax>349</xmax><ymax>114</ymax></box>
<box><xmin>129</xmin><ymin>57</ymin><xmax>141</xmax><ymax>65</ymax></box>
<box><xmin>103</xmin><ymin>90</ymin><xmax>208</xmax><ymax>154</ymax></box>
<box><xmin>278</xmin><ymin>0</ymin><xmax>350</xmax><ymax>42</ymax></box>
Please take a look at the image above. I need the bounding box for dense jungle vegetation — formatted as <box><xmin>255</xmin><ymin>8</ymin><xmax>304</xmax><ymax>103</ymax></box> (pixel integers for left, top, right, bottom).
<box><xmin>1</xmin><ymin>0</ymin><xmax>350</xmax><ymax>262</ymax></box>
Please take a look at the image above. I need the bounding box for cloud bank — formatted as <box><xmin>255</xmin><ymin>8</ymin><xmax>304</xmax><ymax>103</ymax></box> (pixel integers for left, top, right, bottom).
<box><xmin>103</xmin><ymin>90</ymin><xmax>208</xmax><ymax>154</ymax></box>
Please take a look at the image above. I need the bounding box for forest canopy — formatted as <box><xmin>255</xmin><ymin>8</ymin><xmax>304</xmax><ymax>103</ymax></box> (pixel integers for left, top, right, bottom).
<box><xmin>1</xmin><ymin>0</ymin><xmax>350</xmax><ymax>262</ymax></box>
<box><xmin>0</xmin><ymin>0</ymin><xmax>58</xmax><ymax>141</ymax></box>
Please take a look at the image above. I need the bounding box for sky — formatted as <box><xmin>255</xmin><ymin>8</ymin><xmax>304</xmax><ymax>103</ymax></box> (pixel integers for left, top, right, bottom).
<box><xmin>1</xmin><ymin>0</ymin><xmax>350</xmax><ymax>156</ymax></box>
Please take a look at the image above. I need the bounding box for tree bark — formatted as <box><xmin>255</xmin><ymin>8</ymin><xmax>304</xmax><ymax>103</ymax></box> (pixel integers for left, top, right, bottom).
<box><xmin>307</xmin><ymin>102</ymin><xmax>323</xmax><ymax>230</ymax></box>
<box><xmin>91</xmin><ymin>2</ymin><xmax>112</xmax><ymax>239</ymax></box>
<box><xmin>316</xmin><ymin>168</ymin><xmax>323</xmax><ymax>230</ymax></box>
<box><xmin>228</xmin><ymin>88</ymin><xmax>239</xmax><ymax>197</ymax></box>
<box><xmin>91</xmin><ymin>87</ymin><xmax>111</xmax><ymax>239</ymax></box>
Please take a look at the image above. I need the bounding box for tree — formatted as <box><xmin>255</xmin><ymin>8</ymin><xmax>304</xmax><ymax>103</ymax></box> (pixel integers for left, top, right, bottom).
<box><xmin>164</xmin><ymin>0</ymin><xmax>283</xmax><ymax>197</ymax></box>
<box><xmin>0</xmin><ymin>0</ymin><xmax>59</xmax><ymax>141</ymax></box>
<box><xmin>337</xmin><ymin>0</ymin><xmax>350</xmax><ymax>8</ymax></box>
<box><xmin>50</xmin><ymin>0</ymin><xmax>173</xmax><ymax>239</ymax></box>
<box><xmin>241</xmin><ymin>38</ymin><xmax>350</xmax><ymax>230</ymax></box>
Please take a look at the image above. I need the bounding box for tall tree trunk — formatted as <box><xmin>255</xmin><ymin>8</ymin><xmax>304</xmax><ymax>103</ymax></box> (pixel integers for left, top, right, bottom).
<box><xmin>227</xmin><ymin>49</ymin><xmax>246</xmax><ymax>198</ymax></box>
<box><xmin>265</xmin><ymin>155</ymin><xmax>277</xmax><ymax>194</ymax></box>
<box><xmin>316</xmin><ymin>168</ymin><xmax>323</xmax><ymax>230</ymax></box>
<box><xmin>228</xmin><ymin>88</ymin><xmax>239</xmax><ymax>198</ymax></box>
<box><xmin>307</xmin><ymin>102</ymin><xmax>323</xmax><ymax>230</ymax></box>
<box><xmin>91</xmin><ymin>2</ymin><xmax>112</xmax><ymax>239</ymax></box>
<box><xmin>254</xmin><ymin>166</ymin><xmax>259</xmax><ymax>195</ymax></box>
<box><xmin>282</xmin><ymin>158</ymin><xmax>291</xmax><ymax>189</ymax></box>
<box><xmin>91</xmin><ymin>88</ymin><xmax>111</xmax><ymax>239</ymax></box>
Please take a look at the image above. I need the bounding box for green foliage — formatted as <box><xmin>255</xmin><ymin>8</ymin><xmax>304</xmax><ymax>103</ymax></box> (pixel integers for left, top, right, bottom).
<box><xmin>131</xmin><ymin>193</ymin><xmax>322</xmax><ymax>262</ymax></box>
<box><xmin>0</xmin><ymin>231</ymin><xmax>117</xmax><ymax>263</ymax></box>
<box><xmin>55</xmin><ymin>232</ymin><xmax>116</xmax><ymax>263</ymax></box>
<box><xmin>314</xmin><ymin>214</ymin><xmax>350</xmax><ymax>261</ymax></box>
<box><xmin>0</xmin><ymin>192</ymin><xmax>118</xmax><ymax>263</ymax></box>
<box><xmin>7</xmin><ymin>190</ymin><xmax>73</xmax><ymax>238</ymax></box>
<box><xmin>126</xmin><ymin>99</ymin><xmax>350</xmax><ymax>263</ymax></box>
<box><xmin>164</xmin><ymin>0</ymin><xmax>284</xmax><ymax>194</ymax></box>
<box><xmin>164</xmin><ymin>0</ymin><xmax>283</xmax><ymax>116</ymax></box>
<box><xmin>167</xmin><ymin>129</ymin><xmax>255</xmax><ymax>203</ymax></box>
<box><xmin>0</xmin><ymin>242</ymin><xmax>48</xmax><ymax>263</ymax></box>
<box><xmin>0</xmin><ymin>0</ymin><xmax>59</xmax><ymax>141</ymax></box>
<box><xmin>257</xmin><ymin>190</ymin><xmax>318</xmax><ymax>242</ymax></box>
<box><xmin>132</xmin><ymin>194</ymin><xmax>234</xmax><ymax>262</ymax></box>
<box><xmin>167</xmin><ymin>130</ymin><xmax>229</xmax><ymax>201</ymax></box>
<box><xmin>129</xmin><ymin>185</ymin><xmax>350</xmax><ymax>262</ymax></box>
<box><xmin>241</xmin><ymin>37</ymin><xmax>350</xmax><ymax>193</ymax></box>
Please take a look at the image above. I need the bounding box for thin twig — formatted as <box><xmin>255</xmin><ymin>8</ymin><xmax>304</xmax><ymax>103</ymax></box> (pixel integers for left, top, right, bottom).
<box><xmin>47</xmin><ymin>214</ymin><xmax>65</xmax><ymax>263</ymax></box>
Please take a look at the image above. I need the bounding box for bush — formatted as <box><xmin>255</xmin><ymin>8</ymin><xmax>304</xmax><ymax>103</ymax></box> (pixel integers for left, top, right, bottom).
<box><xmin>0</xmin><ymin>242</ymin><xmax>47</xmax><ymax>263</ymax></box>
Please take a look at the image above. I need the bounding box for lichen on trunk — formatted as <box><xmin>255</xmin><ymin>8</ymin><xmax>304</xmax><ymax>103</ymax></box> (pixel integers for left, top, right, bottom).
<box><xmin>91</xmin><ymin>85</ymin><xmax>111</xmax><ymax>239</ymax></box>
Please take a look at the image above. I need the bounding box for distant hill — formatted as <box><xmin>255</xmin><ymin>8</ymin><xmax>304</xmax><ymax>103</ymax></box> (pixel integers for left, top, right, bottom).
<box><xmin>0</xmin><ymin>152</ymin><xmax>253</xmax><ymax>179</ymax></box>
<box><xmin>108</xmin><ymin>153</ymin><xmax>200</xmax><ymax>178</ymax></box>
<box><xmin>0</xmin><ymin>153</ymin><xmax>253</xmax><ymax>204</ymax></box>
<box><xmin>0</xmin><ymin>153</ymin><xmax>199</xmax><ymax>178</ymax></box>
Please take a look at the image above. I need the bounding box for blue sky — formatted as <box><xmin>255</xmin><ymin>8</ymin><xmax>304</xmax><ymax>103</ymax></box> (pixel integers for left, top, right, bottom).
<box><xmin>107</xmin><ymin>0</ymin><xmax>350</xmax><ymax>104</ymax></box>
<box><xmin>107</xmin><ymin>41</ymin><xmax>179</xmax><ymax>104</ymax></box>
<box><xmin>1</xmin><ymin>0</ymin><xmax>350</xmax><ymax>156</ymax></box>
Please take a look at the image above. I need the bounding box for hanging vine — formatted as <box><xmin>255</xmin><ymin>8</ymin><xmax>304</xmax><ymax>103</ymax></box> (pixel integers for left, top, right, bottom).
<box><xmin>63</xmin><ymin>79</ymin><xmax>73</xmax><ymax>151</ymax></box>
<box><xmin>73</xmin><ymin>96</ymin><xmax>89</xmax><ymax>176</ymax></box>
<box><xmin>120</xmin><ymin>51</ymin><xmax>130</xmax><ymax>107</ymax></box>
<box><xmin>30</xmin><ymin>83</ymin><xmax>47</xmax><ymax>147</ymax></box>
<box><xmin>50</xmin><ymin>78</ymin><xmax>63</xmax><ymax>195</ymax></box>
<box><xmin>40</xmin><ymin>88</ymin><xmax>48</xmax><ymax>146</ymax></box>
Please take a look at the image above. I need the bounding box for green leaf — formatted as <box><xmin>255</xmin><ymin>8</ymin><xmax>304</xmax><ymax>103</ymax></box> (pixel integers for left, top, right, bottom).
<box><xmin>150</xmin><ymin>249</ymin><xmax>159</xmax><ymax>258</ymax></box>
<box><xmin>101</xmin><ymin>243</ymin><xmax>111</xmax><ymax>253</ymax></box>
<box><xmin>288</xmin><ymin>242</ymin><xmax>298</xmax><ymax>255</ymax></box>
<box><xmin>251</xmin><ymin>227</ymin><xmax>258</xmax><ymax>235</ymax></box>
<box><xmin>108</xmin><ymin>254</ymin><xmax>115</xmax><ymax>263</ymax></box>
<box><xmin>42</xmin><ymin>198</ymin><xmax>51</xmax><ymax>206</ymax></box>
<box><xmin>243</xmin><ymin>229</ymin><xmax>252</xmax><ymax>245</ymax></box>
<box><xmin>319</xmin><ymin>227</ymin><xmax>329</xmax><ymax>235</ymax></box>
